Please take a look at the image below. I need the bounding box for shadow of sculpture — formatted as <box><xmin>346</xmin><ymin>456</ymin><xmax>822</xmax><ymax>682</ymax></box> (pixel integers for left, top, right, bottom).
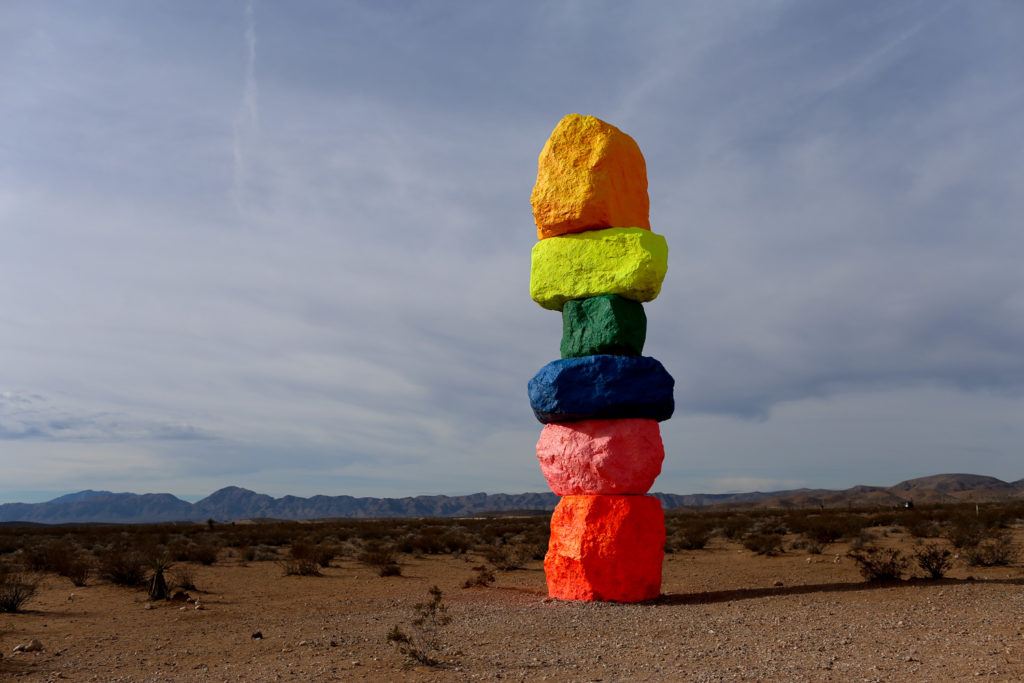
<box><xmin>653</xmin><ymin>575</ymin><xmax>1024</xmax><ymax>606</ymax></box>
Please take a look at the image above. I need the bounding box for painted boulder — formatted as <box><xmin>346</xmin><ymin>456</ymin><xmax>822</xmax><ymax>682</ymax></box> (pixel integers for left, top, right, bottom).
<box><xmin>530</xmin><ymin>114</ymin><xmax>650</xmax><ymax>240</ymax></box>
<box><xmin>536</xmin><ymin>418</ymin><xmax>663</xmax><ymax>495</ymax></box>
<box><xmin>561</xmin><ymin>294</ymin><xmax>646</xmax><ymax>358</ymax></box>
<box><xmin>530</xmin><ymin>227</ymin><xmax>668</xmax><ymax>311</ymax></box>
<box><xmin>528</xmin><ymin>355</ymin><xmax>675</xmax><ymax>423</ymax></box>
<box><xmin>545</xmin><ymin>494</ymin><xmax>665</xmax><ymax>603</ymax></box>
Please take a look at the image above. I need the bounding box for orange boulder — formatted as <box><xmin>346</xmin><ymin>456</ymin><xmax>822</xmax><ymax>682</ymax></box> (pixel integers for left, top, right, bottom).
<box><xmin>544</xmin><ymin>494</ymin><xmax>664</xmax><ymax>603</ymax></box>
<box><xmin>530</xmin><ymin>114</ymin><xmax>650</xmax><ymax>239</ymax></box>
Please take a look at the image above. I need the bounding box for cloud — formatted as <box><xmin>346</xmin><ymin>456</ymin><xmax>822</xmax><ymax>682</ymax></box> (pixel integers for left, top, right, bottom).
<box><xmin>232</xmin><ymin>0</ymin><xmax>259</xmax><ymax>213</ymax></box>
<box><xmin>0</xmin><ymin>392</ymin><xmax>216</xmax><ymax>442</ymax></box>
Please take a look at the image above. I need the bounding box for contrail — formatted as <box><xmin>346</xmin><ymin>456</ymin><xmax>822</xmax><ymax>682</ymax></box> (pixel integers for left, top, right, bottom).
<box><xmin>232</xmin><ymin>0</ymin><xmax>258</xmax><ymax>213</ymax></box>
<box><xmin>822</xmin><ymin>1</ymin><xmax>955</xmax><ymax>96</ymax></box>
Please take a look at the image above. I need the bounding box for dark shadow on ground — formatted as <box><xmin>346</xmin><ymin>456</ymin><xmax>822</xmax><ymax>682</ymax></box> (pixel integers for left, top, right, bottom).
<box><xmin>654</xmin><ymin>576</ymin><xmax>1024</xmax><ymax>606</ymax></box>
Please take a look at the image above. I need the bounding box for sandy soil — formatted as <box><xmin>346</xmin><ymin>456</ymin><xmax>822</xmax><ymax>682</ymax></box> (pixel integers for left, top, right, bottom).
<box><xmin>2</xmin><ymin>530</ymin><xmax>1023</xmax><ymax>682</ymax></box>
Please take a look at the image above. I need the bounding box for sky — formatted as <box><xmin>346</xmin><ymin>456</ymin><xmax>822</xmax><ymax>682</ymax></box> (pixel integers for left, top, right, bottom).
<box><xmin>1</xmin><ymin>1</ymin><xmax>1022</xmax><ymax>503</ymax></box>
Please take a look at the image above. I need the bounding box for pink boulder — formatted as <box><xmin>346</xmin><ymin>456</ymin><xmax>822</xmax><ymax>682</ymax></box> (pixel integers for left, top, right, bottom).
<box><xmin>545</xmin><ymin>494</ymin><xmax>665</xmax><ymax>603</ymax></box>
<box><xmin>536</xmin><ymin>418</ymin><xmax>664</xmax><ymax>495</ymax></box>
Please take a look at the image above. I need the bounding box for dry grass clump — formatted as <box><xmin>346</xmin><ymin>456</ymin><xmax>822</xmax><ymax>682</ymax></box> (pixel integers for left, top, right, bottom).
<box><xmin>462</xmin><ymin>564</ymin><xmax>496</xmax><ymax>589</ymax></box>
<box><xmin>387</xmin><ymin>585</ymin><xmax>451</xmax><ymax>667</ymax></box>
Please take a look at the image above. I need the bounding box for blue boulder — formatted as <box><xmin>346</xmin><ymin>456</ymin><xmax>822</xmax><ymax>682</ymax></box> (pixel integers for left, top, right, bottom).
<box><xmin>528</xmin><ymin>355</ymin><xmax>675</xmax><ymax>423</ymax></box>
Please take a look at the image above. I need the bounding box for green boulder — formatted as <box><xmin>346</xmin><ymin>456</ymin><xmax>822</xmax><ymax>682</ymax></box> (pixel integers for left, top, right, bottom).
<box><xmin>561</xmin><ymin>295</ymin><xmax>647</xmax><ymax>358</ymax></box>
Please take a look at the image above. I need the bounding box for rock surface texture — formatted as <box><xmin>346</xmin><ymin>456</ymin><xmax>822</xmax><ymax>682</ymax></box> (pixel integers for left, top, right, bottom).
<box><xmin>528</xmin><ymin>355</ymin><xmax>675</xmax><ymax>423</ymax></box>
<box><xmin>530</xmin><ymin>114</ymin><xmax>650</xmax><ymax>240</ymax></box>
<box><xmin>545</xmin><ymin>494</ymin><xmax>665</xmax><ymax>602</ymax></box>
<box><xmin>561</xmin><ymin>294</ymin><xmax>646</xmax><ymax>358</ymax></box>
<box><xmin>530</xmin><ymin>227</ymin><xmax>668</xmax><ymax>310</ymax></box>
<box><xmin>536</xmin><ymin>419</ymin><xmax>663</xmax><ymax>495</ymax></box>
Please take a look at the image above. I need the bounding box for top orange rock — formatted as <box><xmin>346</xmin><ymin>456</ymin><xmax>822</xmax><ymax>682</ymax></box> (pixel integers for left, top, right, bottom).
<box><xmin>531</xmin><ymin>114</ymin><xmax>650</xmax><ymax>239</ymax></box>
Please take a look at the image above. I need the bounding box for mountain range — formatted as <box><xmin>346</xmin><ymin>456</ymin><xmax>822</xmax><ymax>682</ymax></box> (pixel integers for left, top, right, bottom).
<box><xmin>0</xmin><ymin>473</ymin><xmax>1021</xmax><ymax>524</ymax></box>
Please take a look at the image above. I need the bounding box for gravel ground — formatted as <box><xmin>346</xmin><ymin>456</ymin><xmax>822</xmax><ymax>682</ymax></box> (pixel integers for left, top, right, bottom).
<box><xmin>2</xmin><ymin>530</ymin><xmax>1022</xmax><ymax>682</ymax></box>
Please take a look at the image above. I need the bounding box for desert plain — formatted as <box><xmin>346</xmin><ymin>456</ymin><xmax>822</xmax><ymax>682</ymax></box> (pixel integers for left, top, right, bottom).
<box><xmin>1</xmin><ymin>512</ymin><xmax>1023</xmax><ymax>682</ymax></box>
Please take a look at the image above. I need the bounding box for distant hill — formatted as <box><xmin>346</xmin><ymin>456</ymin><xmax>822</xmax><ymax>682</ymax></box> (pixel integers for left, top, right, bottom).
<box><xmin>0</xmin><ymin>473</ymin><xmax>1020</xmax><ymax>524</ymax></box>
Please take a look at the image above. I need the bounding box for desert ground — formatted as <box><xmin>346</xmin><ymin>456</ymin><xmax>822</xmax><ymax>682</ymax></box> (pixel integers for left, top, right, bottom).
<box><xmin>1</xmin><ymin>518</ymin><xmax>1022</xmax><ymax>682</ymax></box>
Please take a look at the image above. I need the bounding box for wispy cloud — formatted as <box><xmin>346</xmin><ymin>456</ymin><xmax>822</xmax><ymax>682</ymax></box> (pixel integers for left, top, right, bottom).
<box><xmin>232</xmin><ymin>0</ymin><xmax>259</xmax><ymax>213</ymax></box>
<box><xmin>0</xmin><ymin>392</ymin><xmax>216</xmax><ymax>442</ymax></box>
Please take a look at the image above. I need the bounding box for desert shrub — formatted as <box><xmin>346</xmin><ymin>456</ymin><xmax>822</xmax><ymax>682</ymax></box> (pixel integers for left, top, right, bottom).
<box><xmin>764</xmin><ymin>520</ymin><xmax>790</xmax><ymax>536</ymax></box>
<box><xmin>96</xmin><ymin>547</ymin><xmax>147</xmax><ymax>587</ymax></box>
<box><xmin>742</xmin><ymin>533</ymin><xmax>784</xmax><ymax>556</ymax></box>
<box><xmin>185</xmin><ymin>544</ymin><xmax>219</xmax><ymax>566</ymax></box>
<box><xmin>22</xmin><ymin>541</ymin><xmax>60</xmax><ymax>572</ymax></box>
<box><xmin>60</xmin><ymin>555</ymin><xmax>92</xmax><ymax>587</ymax></box>
<box><xmin>311</xmin><ymin>544</ymin><xmax>339</xmax><ymax>565</ymax></box>
<box><xmin>399</xmin><ymin>526</ymin><xmax>477</xmax><ymax>556</ymax></box>
<box><xmin>667</xmin><ymin>519</ymin><xmax>714</xmax><ymax>551</ymax></box>
<box><xmin>171</xmin><ymin>565</ymin><xmax>198</xmax><ymax>591</ymax></box>
<box><xmin>483</xmin><ymin>541</ymin><xmax>538</xmax><ymax>570</ymax></box>
<box><xmin>963</xmin><ymin>533</ymin><xmax>1018</xmax><ymax>567</ymax></box>
<box><xmin>913</xmin><ymin>543</ymin><xmax>953</xmax><ymax>579</ymax></box>
<box><xmin>848</xmin><ymin>529</ymin><xmax>875</xmax><ymax>551</ymax></box>
<box><xmin>462</xmin><ymin>565</ymin><xmax>496</xmax><ymax>588</ymax></box>
<box><xmin>22</xmin><ymin>538</ymin><xmax>87</xmax><ymax>577</ymax></box>
<box><xmin>289</xmin><ymin>540</ymin><xmax>336</xmax><ymax>568</ymax></box>
<box><xmin>790</xmin><ymin>515</ymin><xmax>865</xmax><ymax>544</ymax></box>
<box><xmin>314</xmin><ymin>546</ymin><xmax>337</xmax><ymax>567</ymax></box>
<box><xmin>378</xmin><ymin>562</ymin><xmax>402</xmax><ymax>577</ymax></box>
<box><xmin>719</xmin><ymin>515</ymin><xmax>754</xmax><ymax>541</ymax></box>
<box><xmin>848</xmin><ymin>546</ymin><xmax>907</xmax><ymax>582</ymax></box>
<box><xmin>790</xmin><ymin>537</ymin><xmax>824</xmax><ymax>554</ymax></box>
<box><xmin>0</xmin><ymin>566</ymin><xmax>39</xmax><ymax>612</ymax></box>
<box><xmin>0</xmin><ymin>535</ymin><xmax>22</xmax><ymax>555</ymax></box>
<box><xmin>358</xmin><ymin>542</ymin><xmax>401</xmax><ymax>577</ymax></box>
<box><xmin>167</xmin><ymin>540</ymin><xmax>192</xmax><ymax>562</ymax></box>
<box><xmin>253</xmin><ymin>545</ymin><xmax>279</xmax><ymax>561</ymax></box>
<box><xmin>944</xmin><ymin>518</ymin><xmax>988</xmax><ymax>549</ymax></box>
<box><xmin>438</xmin><ymin>530</ymin><xmax>475</xmax><ymax>555</ymax></box>
<box><xmin>905</xmin><ymin>518</ymin><xmax>940</xmax><ymax>539</ymax></box>
<box><xmin>387</xmin><ymin>585</ymin><xmax>451</xmax><ymax>666</ymax></box>
<box><xmin>280</xmin><ymin>557</ymin><xmax>322</xmax><ymax>576</ymax></box>
<box><xmin>278</xmin><ymin>541</ymin><xmax>324</xmax><ymax>576</ymax></box>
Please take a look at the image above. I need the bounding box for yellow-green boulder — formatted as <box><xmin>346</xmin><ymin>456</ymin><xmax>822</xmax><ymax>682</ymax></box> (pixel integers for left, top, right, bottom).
<box><xmin>530</xmin><ymin>114</ymin><xmax>650</xmax><ymax>240</ymax></box>
<box><xmin>530</xmin><ymin>228</ymin><xmax>668</xmax><ymax>311</ymax></box>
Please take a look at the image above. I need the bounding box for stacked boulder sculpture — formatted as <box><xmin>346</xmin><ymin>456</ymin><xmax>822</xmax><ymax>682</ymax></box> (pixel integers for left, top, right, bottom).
<box><xmin>528</xmin><ymin>114</ymin><xmax>673</xmax><ymax>603</ymax></box>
